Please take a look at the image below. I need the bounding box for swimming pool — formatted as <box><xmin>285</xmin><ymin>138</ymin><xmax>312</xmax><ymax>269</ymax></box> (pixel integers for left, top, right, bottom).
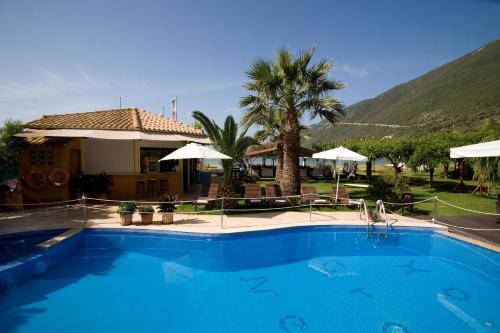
<box><xmin>0</xmin><ymin>227</ymin><xmax>498</xmax><ymax>332</ymax></box>
<box><xmin>0</xmin><ymin>229</ymin><xmax>67</xmax><ymax>265</ymax></box>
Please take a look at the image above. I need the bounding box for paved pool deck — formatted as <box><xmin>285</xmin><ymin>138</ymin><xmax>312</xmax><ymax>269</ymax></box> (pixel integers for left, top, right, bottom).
<box><xmin>0</xmin><ymin>203</ymin><xmax>443</xmax><ymax>235</ymax></box>
<box><xmin>1</xmin><ymin>204</ymin><xmax>499</xmax><ymax>252</ymax></box>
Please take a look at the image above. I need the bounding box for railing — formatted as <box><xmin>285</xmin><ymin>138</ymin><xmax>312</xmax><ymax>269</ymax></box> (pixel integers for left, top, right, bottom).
<box><xmin>1</xmin><ymin>193</ymin><xmax>500</xmax><ymax>232</ymax></box>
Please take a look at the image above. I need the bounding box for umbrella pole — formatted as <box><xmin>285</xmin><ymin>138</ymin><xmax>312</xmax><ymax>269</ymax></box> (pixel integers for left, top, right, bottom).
<box><xmin>335</xmin><ymin>158</ymin><xmax>340</xmax><ymax>202</ymax></box>
<box><xmin>336</xmin><ymin>171</ymin><xmax>340</xmax><ymax>203</ymax></box>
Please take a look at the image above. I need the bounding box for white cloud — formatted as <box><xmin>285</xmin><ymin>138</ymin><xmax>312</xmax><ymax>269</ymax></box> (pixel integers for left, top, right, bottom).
<box><xmin>337</xmin><ymin>64</ymin><xmax>369</xmax><ymax>78</ymax></box>
<box><xmin>0</xmin><ymin>68</ymin><xmax>243</xmax><ymax>123</ymax></box>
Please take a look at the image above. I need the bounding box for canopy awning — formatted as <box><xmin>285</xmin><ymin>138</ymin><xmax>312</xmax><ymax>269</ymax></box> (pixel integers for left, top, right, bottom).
<box><xmin>16</xmin><ymin>129</ymin><xmax>210</xmax><ymax>144</ymax></box>
<box><xmin>312</xmin><ymin>146</ymin><xmax>367</xmax><ymax>161</ymax></box>
<box><xmin>159</xmin><ymin>143</ymin><xmax>231</xmax><ymax>160</ymax></box>
<box><xmin>450</xmin><ymin>140</ymin><xmax>500</xmax><ymax>158</ymax></box>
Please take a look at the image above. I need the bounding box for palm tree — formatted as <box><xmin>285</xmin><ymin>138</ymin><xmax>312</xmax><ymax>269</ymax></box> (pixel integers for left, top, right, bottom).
<box><xmin>242</xmin><ymin>108</ymin><xmax>308</xmax><ymax>184</ymax></box>
<box><xmin>240</xmin><ymin>47</ymin><xmax>344</xmax><ymax>195</ymax></box>
<box><xmin>192</xmin><ymin>111</ymin><xmax>257</xmax><ymax>187</ymax></box>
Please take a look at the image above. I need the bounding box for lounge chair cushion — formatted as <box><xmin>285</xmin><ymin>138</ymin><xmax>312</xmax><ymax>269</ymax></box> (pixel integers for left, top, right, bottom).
<box><xmin>313</xmin><ymin>199</ymin><xmax>328</xmax><ymax>204</ymax></box>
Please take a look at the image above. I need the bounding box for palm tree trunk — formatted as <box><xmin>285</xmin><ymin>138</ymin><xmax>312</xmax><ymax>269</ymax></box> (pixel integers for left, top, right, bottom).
<box><xmin>222</xmin><ymin>160</ymin><xmax>233</xmax><ymax>187</ymax></box>
<box><xmin>281</xmin><ymin>110</ymin><xmax>301</xmax><ymax>195</ymax></box>
<box><xmin>275</xmin><ymin>140</ymin><xmax>284</xmax><ymax>183</ymax></box>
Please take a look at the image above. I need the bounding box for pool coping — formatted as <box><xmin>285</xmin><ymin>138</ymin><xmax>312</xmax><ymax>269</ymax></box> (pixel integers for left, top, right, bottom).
<box><xmin>436</xmin><ymin>229</ymin><xmax>500</xmax><ymax>253</ymax></box>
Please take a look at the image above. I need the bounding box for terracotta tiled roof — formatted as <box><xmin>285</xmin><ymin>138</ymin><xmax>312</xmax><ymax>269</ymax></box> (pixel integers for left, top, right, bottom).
<box><xmin>24</xmin><ymin>108</ymin><xmax>205</xmax><ymax>136</ymax></box>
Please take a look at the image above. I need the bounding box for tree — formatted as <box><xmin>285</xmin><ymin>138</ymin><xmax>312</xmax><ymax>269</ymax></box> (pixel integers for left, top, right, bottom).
<box><xmin>408</xmin><ymin>136</ymin><xmax>448</xmax><ymax>186</ymax></box>
<box><xmin>0</xmin><ymin>119</ymin><xmax>24</xmax><ymax>181</ymax></box>
<box><xmin>240</xmin><ymin>47</ymin><xmax>344</xmax><ymax>195</ymax></box>
<box><xmin>242</xmin><ymin>107</ymin><xmax>284</xmax><ymax>182</ymax></box>
<box><xmin>381</xmin><ymin>138</ymin><xmax>414</xmax><ymax>174</ymax></box>
<box><xmin>242</xmin><ymin>108</ymin><xmax>308</xmax><ymax>183</ymax></box>
<box><xmin>192</xmin><ymin>111</ymin><xmax>257</xmax><ymax>187</ymax></box>
<box><xmin>354</xmin><ymin>138</ymin><xmax>385</xmax><ymax>179</ymax></box>
<box><xmin>472</xmin><ymin>157</ymin><xmax>500</xmax><ymax>194</ymax></box>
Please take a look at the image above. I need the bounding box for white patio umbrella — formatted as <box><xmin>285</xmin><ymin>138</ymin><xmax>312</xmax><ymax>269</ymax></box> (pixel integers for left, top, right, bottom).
<box><xmin>449</xmin><ymin>140</ymin><xmax>500</xmax><ymax>193</ymax></box>
<box><xmin>312</xmin><ymin>146</ymin><xmax>367</xmax><ymax>202</ymax></box>
<box><xmin>450</xmin><ymin>140</ymin><xmax>500</xmax><ymax>158</ymax></box>
<box><xmin>159</xmin><ymin>143</ymin><xmax>231</xmax><ymax>160</ymax></box>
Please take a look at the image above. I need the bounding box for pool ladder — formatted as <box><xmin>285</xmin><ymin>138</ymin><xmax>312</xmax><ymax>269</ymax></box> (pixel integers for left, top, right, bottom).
<box><xmin>360</xmin><ymin>199</ymin><xmax>390</xmax><ymax>239</ymax></box>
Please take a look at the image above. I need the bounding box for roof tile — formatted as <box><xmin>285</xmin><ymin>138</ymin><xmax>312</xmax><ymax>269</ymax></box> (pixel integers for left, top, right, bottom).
<box><xmin>25</xmin><ymin>108</ymin><xmax>204</xmax><ymax>136</ymax></box>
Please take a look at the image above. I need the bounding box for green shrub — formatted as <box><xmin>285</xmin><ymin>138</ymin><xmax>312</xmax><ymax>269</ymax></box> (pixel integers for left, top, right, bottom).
<box><xmin>116</xmin><ymin>201</ymin><xmax>137</xmax><ymax>215</ymax></box>
<box><xmin>158</xmin><ymin>194</ymin><xmax>177</xmax><ymax>213</ymax></box>
<box><xmin>368</xmin><ymin>170</ymin><xmax>410</xmax><ymax>203</ymax></box>
<box><xmin>138</xmin><ymin>205</ymin><xmax>154</xmax><ymax>213</ymax></box>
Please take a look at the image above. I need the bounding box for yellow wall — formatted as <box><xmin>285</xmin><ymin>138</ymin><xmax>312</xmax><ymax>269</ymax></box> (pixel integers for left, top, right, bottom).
<box><xmin>111</xmin><ymin>172</ymin><xmax>183</xmax><ymax>200</ymax></box>
<box><xmin>20</xmin><ymin>138</ymin><xmax>82</xmax><ymax>202</ymax></box>
<box><xmin>20</xmin><ymin>138</ymin><xmax>185</xmax><ymax>202</ymax></box>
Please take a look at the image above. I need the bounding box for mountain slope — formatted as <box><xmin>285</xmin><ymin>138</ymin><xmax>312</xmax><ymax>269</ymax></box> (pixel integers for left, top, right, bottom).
<box><xmin>306</xmin><ymin>39</ymin><xmax>500</xmax><ymax>144</ymax></box>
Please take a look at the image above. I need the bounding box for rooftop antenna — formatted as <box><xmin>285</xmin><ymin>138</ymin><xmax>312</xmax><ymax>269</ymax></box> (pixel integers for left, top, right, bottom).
<box><xmin>171</xmin><ymin>96</ymin><xmax>177</xmax><ymax>121</ymax></box>
<box><xmin>162</xmin><ymin>106</ymin><xmax>165</xmax><ymax>118</ymax></box>
<box><xmin>119</xmin><ymin>97</ymin><xmax>122</xmax><ymax>109</ymax></box>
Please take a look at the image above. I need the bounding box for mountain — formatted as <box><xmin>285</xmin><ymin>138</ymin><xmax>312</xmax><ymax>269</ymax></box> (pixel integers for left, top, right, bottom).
<box><xmin>306</xmin><ymin>39</ymin><xmax>500</xmax><ymax>145</ymax></box>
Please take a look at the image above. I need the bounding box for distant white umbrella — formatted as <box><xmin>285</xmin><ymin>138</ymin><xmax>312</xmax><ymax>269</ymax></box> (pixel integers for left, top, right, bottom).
<box><xmin>450</xmin><ymin>140</ymin><xmax>500</xmax><ymax>158</ymax></box>
<box><xmin>313</xmin><ymin>146</ymin><xmax>367</xmax><ymax>202</ymax></box>
<box><xmin>312</xmin><ymin>146</ymin><xmax>367</xmax><ymax>161</ymax></box>
<box><xmin>159</xmin><ymin>143</ymin><xmax>232</xmax><ymax>161</ymax></box>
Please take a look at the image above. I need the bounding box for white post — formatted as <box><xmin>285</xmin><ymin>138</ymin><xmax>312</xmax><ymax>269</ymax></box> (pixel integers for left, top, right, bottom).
<box><xmin>309</xmin><ymin>193</ymin><xmax>312</xmax><ymax>222</ymax></box>
<box><xmin>335</xmin><ymin>172</ymin><xmax>340</xmax><ymax>203</ymax></box>
<box><xmin>432</xmin><ymin>196</ymin><xmax>438</xmax><ymax>224</ymax></box>
<box><xmin>82</xmin><ymin>194</ymin><xmax>87</xmax><ymax>225</ymax></box>
<box><xmin>220</xmin><ymin>197</ymin><xmax>224</xmax><ymax>229</ymax></box>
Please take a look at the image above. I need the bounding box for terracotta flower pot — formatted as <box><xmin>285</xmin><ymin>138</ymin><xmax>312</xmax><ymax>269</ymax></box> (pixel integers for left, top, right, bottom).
<box><xmin>141</xmin><ymin>213</ymin><xmax>154</xmax><ymax>225</ymax></box>
<box><xmin>120</xmin><ymin>213</ymin><xmax>133</xmax><ymax>226</ymax></box>
<box><xmin>162</xmin><ymin>213</ymin><xmax>174</xmax><ymax>225</ymax></box>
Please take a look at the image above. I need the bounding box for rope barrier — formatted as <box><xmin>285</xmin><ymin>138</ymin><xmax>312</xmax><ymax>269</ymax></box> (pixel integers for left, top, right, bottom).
<box><xmin>224</xmin><ymin>204</ymin><xmax>309</xmax><ymax>212</ymax></box>
<box><xmin>437</xmin><ymin>199</ymin><xmax>500</xmax><ymax>216</ymax></box>
<box><xmin>0</xmin><ymin>199</ymin><xmax>80</xmax><ymax>206</ymax></box>
<box><xmin>383</xmin><ymin>197</ymin><xmax>437</xmax><ymax>206</ymax></box>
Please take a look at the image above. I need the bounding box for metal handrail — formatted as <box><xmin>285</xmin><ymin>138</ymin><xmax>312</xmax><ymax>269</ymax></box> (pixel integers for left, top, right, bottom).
<box><xmin>376</xmin><ymin>199</ymin><xmax>389</xmax><ymax>236</ymax></box>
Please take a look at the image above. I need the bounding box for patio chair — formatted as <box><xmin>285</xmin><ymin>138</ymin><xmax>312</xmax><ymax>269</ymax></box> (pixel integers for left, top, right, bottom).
<box><xmin>265</xmin><ymin>183</ymin><xmax>288</xmax><ymax>206</ymax></box>
<box><xmin>244</xmin><ymin>183</ymin><xmax>263</xmax><ymax>205</ymax></box>
<box><xmin>194</xmin><ymin>183</ymin><xmax>219</xmax><ymax>211</ymax></box>
<box><xmin>301</xmin><ymin>185</ymin><xmax>328</xmax><ymax>205</ymax></box>
<box><xmin>331</xmin><ymin>185</ymin><xmax>351</xmax><ymax>206</ymax></box>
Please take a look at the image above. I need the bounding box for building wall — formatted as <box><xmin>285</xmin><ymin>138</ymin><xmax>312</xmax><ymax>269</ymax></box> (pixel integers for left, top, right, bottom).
<box><xmin>20</xmin><ymin>137</ymin><xmax>187</xmax><ymax>203</ymax></box>
<box><xmin>20</xmin><ymin>138</ymin><xmax>82</xmax><ymax>202</ymax></box>
<box><xmin>82</xmin><ymin>139</ymin><xmax>135</xmax><ymax>174</ymax></box>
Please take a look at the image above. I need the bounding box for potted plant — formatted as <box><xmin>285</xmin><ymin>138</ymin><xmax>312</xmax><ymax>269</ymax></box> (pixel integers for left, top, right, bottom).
<box><xmin>368</xmin><ymin>207</ymin><xmax>380</xmax><ymax>222</ymax></box>
<box><xmin>94</xmin><ymin>172</ymin><xmax>114</xmax><ymax>200</ymax></box>
<box><xmin>116</xmin><ymin>201</ymin><xmax>137</xmax><ymax>226</ymax></box>
<box><xmin>138</xmin><ymin>205</ymin><xmax>154</xmax><ymax>225</ymax></box>
<box><xmin>158</xmin><ymin>194</ymin><xmax>178</xmax><ymax>224</ymax></box>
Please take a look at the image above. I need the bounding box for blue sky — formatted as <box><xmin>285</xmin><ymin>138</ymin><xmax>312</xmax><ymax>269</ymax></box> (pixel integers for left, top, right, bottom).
<box><xmin>0</xmin><ymin>0</ymin><xmax>499</xmax><ymax>128</ymax></box>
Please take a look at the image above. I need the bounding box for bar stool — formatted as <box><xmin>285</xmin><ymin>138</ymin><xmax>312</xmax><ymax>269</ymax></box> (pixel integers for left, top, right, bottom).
<box><xmin>147</xmin><ymin>179</ymin><xmax>158</xmax><ymax>198</ymax></box>
<box><xmin>159</xmin><ymin>178</ymin><xmax>169</xmax><ymax>196</ymax></box>
<box><xmin>136</xmin><ymin>180</ymin><xmax>145</xmax><ymax>200</ymax></box>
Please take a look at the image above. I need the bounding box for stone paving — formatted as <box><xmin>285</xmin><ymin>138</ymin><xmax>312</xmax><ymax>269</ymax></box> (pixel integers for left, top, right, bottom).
<box><xmin>0</xmin><ymin>203</ymin><xmax>443</xmax><ymax>235</ymax></box>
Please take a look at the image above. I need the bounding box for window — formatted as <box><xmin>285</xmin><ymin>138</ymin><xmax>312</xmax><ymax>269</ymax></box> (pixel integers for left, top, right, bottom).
<box><xmin>140</xmin><ymin>148</ymin><xmax>179</xmax><ymax>174</ymax></box>
<box><xmin>29</xmin><ymin>148</ymin><xmax>55</xmax><ymax>167</ymax></box>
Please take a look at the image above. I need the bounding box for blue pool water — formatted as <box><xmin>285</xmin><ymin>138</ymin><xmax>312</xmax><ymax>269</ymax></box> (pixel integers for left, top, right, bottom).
<box><xmin>0</xmin><ymin>229</ymin><xmax>66</xmax><ymax>265</ymax></box>
<box><xmin>0</xmin><ymin>227</ymin><xmax>499</xmax><ymax>333</ymax></box>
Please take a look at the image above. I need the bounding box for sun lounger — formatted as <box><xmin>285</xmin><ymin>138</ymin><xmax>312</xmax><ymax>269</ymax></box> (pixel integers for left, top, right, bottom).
<box><xmin>265</xmin><ymin>183</ymin><xmax>288</xmax><ymax>206</ymax></box>
<box><xmin>194</xmin><ymin>183</ymin><xmax>219</xmax><ymax>210</ymax></box>
<box><xmin>245</xmin><ymin>184</ymin><xmax>263</xmax><ymax>204</ymax></box>
<box><xmin>301</xmin><ymin>185</ymin><xmax>328</xmax><ymax>204</ymax></box>
<box><xmin>331</xmin><ymin>185</ymin><xmax>351</xmax><ymax>205</ymax></box>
